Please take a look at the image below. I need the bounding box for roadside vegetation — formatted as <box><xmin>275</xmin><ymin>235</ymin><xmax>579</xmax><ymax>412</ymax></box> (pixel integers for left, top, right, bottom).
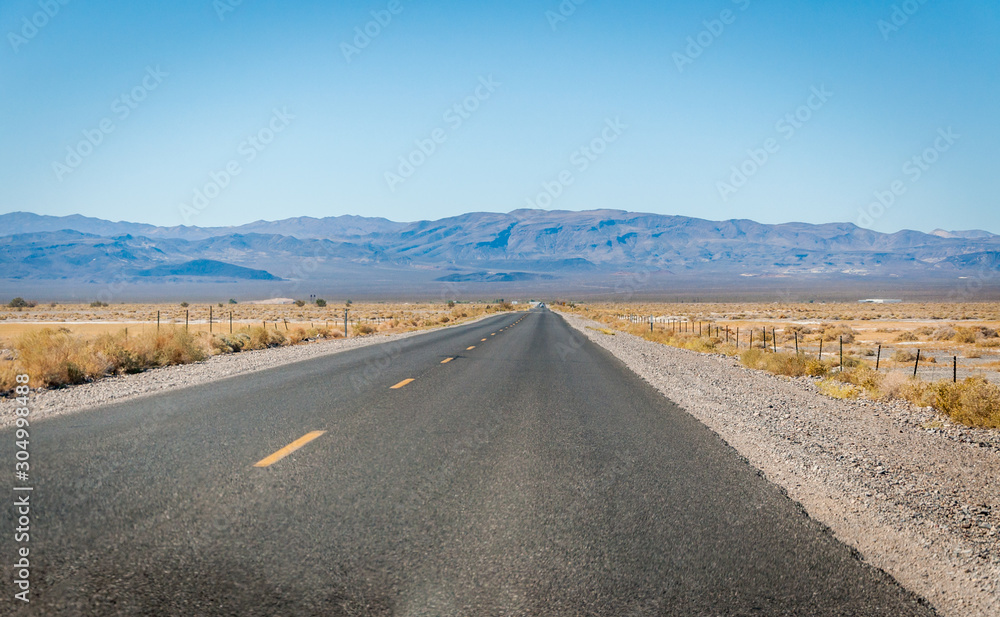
<box><xmin>0</xmin><ymin>301</ymin><xmax>516</xmax><ymax>394</ymax></box>
<box><xmin>558</xmin><ymin>303</ymin><xmax>1000</xmax><ymax>430</ymax></box>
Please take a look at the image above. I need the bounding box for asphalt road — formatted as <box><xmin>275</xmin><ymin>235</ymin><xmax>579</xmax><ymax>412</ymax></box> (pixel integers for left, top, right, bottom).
<box><xmin>1</xmin><ymin>309</ymin><xmax>936</xmax><ymax>616</ymax></box>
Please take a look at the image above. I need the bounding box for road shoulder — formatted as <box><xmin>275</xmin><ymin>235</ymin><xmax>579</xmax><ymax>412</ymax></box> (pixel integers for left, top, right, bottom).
<box><xmin>558</xmin><ymin>310</ymin><xmax>999</xmax><ymax>617</ymax></box>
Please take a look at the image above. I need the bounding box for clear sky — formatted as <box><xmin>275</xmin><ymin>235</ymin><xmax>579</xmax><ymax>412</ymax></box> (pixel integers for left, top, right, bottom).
<box><xmin>1</xmin><ymin>0</ymin><xmax>997</xmax><ymax>233</ymax></box>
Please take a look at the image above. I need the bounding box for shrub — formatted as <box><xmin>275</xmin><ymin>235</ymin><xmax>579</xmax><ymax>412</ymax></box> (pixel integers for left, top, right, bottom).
<box><xmin>294</xmin><ymin>300</ymin><xmax>306</xmax><ymax>307</ymax></box>
<box><xmin>90</xmin><ymin>301</ymin><xmax>109</xmax><ymax>308</ymax></box>
<box><xmin>821</xmin><ymin>325</ymin><xmax>855</xmax><ymax>343</ymax></box>
<box><xmin>131</xmin><ymin>329</ymin><xmax>207</xmax><ymax>366</ymax></box>
<box><xmin>806</xmin><ymin>359</ymin><xmax>829</xmax><ymax>377</ymax></box>
<box><xmin>288</xmin><ymin>327</ymin><xmax>307</xmax><ymax>344</ymax></box>
<box><xmin>929</xmin><ymin>378</ymin><xmax>1000</xmax><ymax>429</ymax></box>
<box><xmin>247</xmin><ymin>327</ymin><xmax>286</xmax><ymax>350</ymax></box>
<box><xmin>180</xmin><ymin>302</ymin><xmax>189</xmax><ymax>308</ymax></box>
<box><xmin>229</xmin><ymin>299</ymin><xmax>238</xmax><ymax>304</ymax></box>
<box><xmin>953</xmin><ymin>327</ymin><xmax>978</xmax><ymax>344</ymax></box>
<box><xmin>315</xmin><ymin>299</ymin><xmax>327</xmax><ymax>307</ymax></box>
<box><xmin>894</xmin><ymin>331</ymin><xmax>919</xmax><ymax>342</ymax></box>
<box><xmin>931</xmin><ymin>326</ymin><xmax>956</xmax><ymax>341</ymax></box>
<box><xmin>739</xmin><ymin>349</ymin><xmax>810</xmax><ymax>377</ymax></box>
<box><xmin>8</xmin><ymin>297</ymin><xmax>35</xmax><ymax>308</ymax></box>
<box><xmin>818</xmin><ymin>379</ymin><xmax>860</xmax><ymax>399</ymax></box>
<box><xmin>355</xmin><ymin>323</ymin><xmax>376</xmax><ymax>335</ymax></box>
<box><xmin>892</xmin><ymin>349</ymin><xmax>917</xmax><ymax>362</ymax></box>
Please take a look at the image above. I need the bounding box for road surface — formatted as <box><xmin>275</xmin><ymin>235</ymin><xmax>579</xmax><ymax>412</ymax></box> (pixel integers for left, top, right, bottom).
<box><xmin>1</xmin><ymin>310</ymin><xmax>935</xmax><ymax>615</ymax></box>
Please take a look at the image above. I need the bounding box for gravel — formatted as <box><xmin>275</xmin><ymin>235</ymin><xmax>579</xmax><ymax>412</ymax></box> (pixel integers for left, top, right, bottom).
<box><xmin>560</xmin><ymin>312</ymin><xmax>999</xmax><ymax>617</ymax></box>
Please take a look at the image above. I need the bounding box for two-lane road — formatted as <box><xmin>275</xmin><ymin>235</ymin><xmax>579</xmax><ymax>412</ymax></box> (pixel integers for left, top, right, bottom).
<box><xmin>2</xmin><ymin>310</ymin><xmax>935</xmax><ymax>615</ymax></box>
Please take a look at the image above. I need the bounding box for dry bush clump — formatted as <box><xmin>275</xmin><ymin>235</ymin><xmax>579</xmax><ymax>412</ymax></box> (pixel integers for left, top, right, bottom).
<box><xmin>894</xmin><ymin>331</ymin><xmax>919</xmax><ymax>342</ymax></box>
<box><xmin>931</xmin><ymin>326</ymin><xmax>957</xmax><ymax>341</ymax></box>
<box><xmin>820</xmin><ymin>325</ymin><xmax>855</xmax><ymax>343</ymax></box>
<box><xmin>953</xmin><ymin>327</ymin><xmax>978</xmax><ymax>344</ymax></box>
<box><xmin>892</xmin><ymin>349</ymin><xmax>917</xmax><ymax>362</ymax></box>
<box><xmin>247</xmin><ymin>327</ymin><xmax>286</xmax><ymax>350</ymax></box>
<box><xmin>818</xmin><ymin>379</ymin><xmax>860</xmax><ymax>399</ymax></box>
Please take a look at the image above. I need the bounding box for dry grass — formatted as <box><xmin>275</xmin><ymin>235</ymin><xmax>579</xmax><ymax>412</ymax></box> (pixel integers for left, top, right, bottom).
<box><xmin>0</xmin><ymin>302</ymin><xmax>517</xmax><ymax>394</ymax></box>
<box><xmin>556</xmin><ymin>302</ymin><xmax>1000</xmax><ymax>430</ymax></box>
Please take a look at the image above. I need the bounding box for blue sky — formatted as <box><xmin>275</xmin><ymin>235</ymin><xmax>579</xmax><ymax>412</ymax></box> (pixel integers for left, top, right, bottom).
<box><xmin>1</xmin><ymin>0</ymin><xmax>997</xmax><ymax>233</ymax></box>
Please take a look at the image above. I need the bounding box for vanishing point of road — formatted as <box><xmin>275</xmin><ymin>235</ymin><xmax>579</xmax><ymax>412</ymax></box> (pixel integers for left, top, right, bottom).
<box><xmin>1</xmin><ymin>309</ymin><xmax>935</xmax><ymax>616</ymax></box>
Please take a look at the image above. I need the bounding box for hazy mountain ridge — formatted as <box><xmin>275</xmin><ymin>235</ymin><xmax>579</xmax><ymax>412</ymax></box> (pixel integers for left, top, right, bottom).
<box><xmin>1</xmin><ymin>210</ymin><xmax>998</xmax><ymax>285</ymax></box>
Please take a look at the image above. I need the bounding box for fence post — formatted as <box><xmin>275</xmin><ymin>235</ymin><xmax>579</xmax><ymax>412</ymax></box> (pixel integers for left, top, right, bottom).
<box><xmin>749</xmin><ymin>330</ymin><xmax>753</xmax><ymax>349</ymax></box>
<box><xmin>284</xmin><ymin>319</ymin><xmax>288</xmax><ymax>331</ymax></box>
<box><xmin>773</xmin><ymin>328</ymin><xmax>777</xmax><ymax>354</ymax></box>
<box><xmin>794</xmin><ymin>332</ymin><xmax>799</xmax><ymax>355</ymax></box>
<box><xmin>185</xmin><ymin>310</ymin><xmax>189</xmax><ymax>331</ymax></box>
<box><xmin>819</xmin><ymin>339</ymin><xmax>823</xmax><ymax>361</ymax></box>
<box><xmin>953</xmin><ymin>356</ymin><xmax>957</xmax><ymax>383</ymax></box>
<box><xmin>875</xmin><ymin>344</ymin><xmax>881</xmax><ymax>371</ymax></box>
<box><xmin>157</xmin><ymin>310</ymin><xmax>160</xmax><ymax>332</ymax></box>
<box><xmin>209</xmin><ymin>305</ymin><xmax>213</xmax><ymax>334</ymax></box>
<box><xmin>230</xmin><ymin>311</ymin><xmax>233</xmax><ymax>334</ymax></box>
<box><xmin>914</xmin><ymin>349</ymin><xmax>921</xmax><ymax>377</ymax></box>
<box><xmin>736</xmin><ymin>328</ymin><xmax>739</xmax><ymax>347</ymax></box>
<box><xmin>839</xmin><ymin>336</ymin><xmax>843</xmax><ymax>371</ymax></box>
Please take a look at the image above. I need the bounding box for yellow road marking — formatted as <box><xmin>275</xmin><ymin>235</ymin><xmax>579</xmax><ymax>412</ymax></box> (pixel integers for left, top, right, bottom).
<box><xmin>481</xmin><ymin>338</ymin><xmax>487</xmax><ymax>341</ymax></box>
<box><xmin>467</xmin><ymin>345</ymin><xmax>476</xmax><ymax>350</ymax></box>
<box><xmin>491</xmin><ymin>333</ymin><xmax>496</xmax><ymax>336</ymax></box>
<box><xmin>391</xmin><ymin>378</ymin><xmax>415</xmax><ymax>389</ymax></box>
<box><xmin>441</xmin><ymin>357</ymin><xmax>454</xmax><ymax>364</ymax></box>
<box><xmin>254</xmin><ymin>431</ymin><xmax>326</xmax><ymax>467</ymax></box>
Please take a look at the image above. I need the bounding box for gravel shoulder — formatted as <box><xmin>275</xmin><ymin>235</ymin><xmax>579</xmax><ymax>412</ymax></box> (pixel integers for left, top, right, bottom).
<box><xmin>559</xmin><ymin>311</ymin><xmax>999</xmax><ymax>617</ymax></box>
<box><xmin>1</xmin><ymin>315</ymin><xmax>498</xmax><ymax>429</ymax></box>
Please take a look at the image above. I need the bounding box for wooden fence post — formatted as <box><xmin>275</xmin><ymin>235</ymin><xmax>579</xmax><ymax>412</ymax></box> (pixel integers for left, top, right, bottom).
<box><xmin>914</xmin><ymin>349</ymin><xmax>921</xmax><ymax>377</ymax></box>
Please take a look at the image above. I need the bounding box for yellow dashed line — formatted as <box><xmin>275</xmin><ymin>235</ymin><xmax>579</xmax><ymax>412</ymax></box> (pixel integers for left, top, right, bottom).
<box><xmin>254</xmin><ymin>431</ymin><xmax>326</xmax><ymax>468</ymax></box>
<box><xmin>391</xmin><ymin>378</ymin><xmax>415</xmax><ymax>389</ymax></box>
<box><xmin>481</xmin><ymin>338</ymin><xmax>487</xmax><ymax>342</ymax></box>
<box><xmin>441</xmin><ymin>357</ymin><xmax>454</xmax><ymax>364</ymax></box>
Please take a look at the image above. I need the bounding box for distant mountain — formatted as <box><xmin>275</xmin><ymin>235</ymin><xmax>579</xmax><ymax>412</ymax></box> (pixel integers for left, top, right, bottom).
<box><xmin>136</xmin><ymin>259</ymin><xmax>280</xmax><ymax>280</ymax></box>
<box><xmin>0</xmin><ymin>212</ymin><xmax>406</xmax><ymax>241</ymax></box>
<box><xmin>1</xmin><ymin>210</ymin><xmax>999</xmax><ymax>293</ymax></box>
<box><xmin>930</xmin><ymin>229</ymin><xmax>997</xmax><ymax>240</ymax></box>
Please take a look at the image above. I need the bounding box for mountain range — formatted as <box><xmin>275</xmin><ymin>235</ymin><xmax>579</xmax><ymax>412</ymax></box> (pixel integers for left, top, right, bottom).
<box><xmin>1</xmin><ymin>210</ymin><xmax>998</xmax><ymax>300</ymax></box>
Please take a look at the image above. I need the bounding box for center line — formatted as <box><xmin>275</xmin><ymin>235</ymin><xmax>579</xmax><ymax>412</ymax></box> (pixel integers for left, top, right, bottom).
<box><xmin>441</xmin><ymin>357</ymin><xmax>454</xmax><ymax>364</ymax></box>
<box><xmin>254</xmin><ymin>431</ymin><xmax>326</xmax><ymax>468</ymax></box>
<box><xmin>467</xmin><ymin>346</ymin><xmax>476</xmax><ymax>350</ymax></box>
<box><xmin>391</xmin><ymin>378</ymin><xmax>415</xmax><ymax>389</ymax></box>
<box><xmin>481</xmin><ymin>338</ymin><xmax>487</xmax><ymax>341</ymax></box>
